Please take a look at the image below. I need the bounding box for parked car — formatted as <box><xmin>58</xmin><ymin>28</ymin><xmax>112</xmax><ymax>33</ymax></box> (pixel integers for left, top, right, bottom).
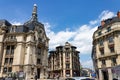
<box><xmin>65</xmin><ymin>78</ymin><xmax>75</xmax><ymax>80</ymax></box>
<box><xmin>81</xmin><ymin>78</ymin><xmax>95</xmax><ymax>80</ymax></box>
<box><xmin>72</xmin><ymin>77</ymin><xmax>95</xmax><ymax>80</ymax></box>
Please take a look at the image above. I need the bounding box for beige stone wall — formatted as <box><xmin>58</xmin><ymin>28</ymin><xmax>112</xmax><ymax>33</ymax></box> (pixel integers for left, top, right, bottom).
<box><xmin>93</xmin><ymin>20</ymin><xmax>120</xmax><ymax>80</ymax></box>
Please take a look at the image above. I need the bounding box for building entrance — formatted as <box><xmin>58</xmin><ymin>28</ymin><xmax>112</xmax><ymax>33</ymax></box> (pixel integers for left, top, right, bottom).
<box><xmin>37</xmin><ymin>68</ymin><xmax>40</xmax><ymax>79</ymax></box>
<box><xmin>102</xmin><ymin>70</ymin><xmax>108</xmax><ymax>80</ymax></box>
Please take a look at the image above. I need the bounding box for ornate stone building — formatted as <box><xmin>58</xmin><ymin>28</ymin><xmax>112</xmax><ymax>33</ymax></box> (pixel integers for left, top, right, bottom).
<box><xmin>0</xmin><ymin>4</ymin><xmax>49</xmax><ymax>79</ymax></box>
<box><xmin>92</xmin><ymin>11</ymin><xmax>120</xmax><ymax>80</ymax></box>
<box><xmin>48</xmin><ymin>42</ymin><xmax>80</xmax><ymax>79</ymax></box>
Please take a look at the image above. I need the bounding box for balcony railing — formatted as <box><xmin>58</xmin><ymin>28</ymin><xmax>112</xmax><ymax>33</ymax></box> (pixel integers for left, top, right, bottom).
<box><xmin>99</xmin><ymin>44</ymin><xmax>104</xmax><ymax>48</ymax></box>
<box><xmin>111</xmin><ymin>63</ymin><xmax>117</xmax><ymax>67</ymax></box>
<box><xmin>101</xmin><ymin>64</ymin><xmax>106</xmax><ymax>68</ymax></box>
<box><xmin>95</xmin><ymin>27</ymin><xmax>120</xmax><ymax>39</ymax></box>
<box><xmin>98</xmin><ymin>52</ymin><xmax>118</xmax><ymax>59</ymax></box>
<box><xmin>108</xmin><ymin>41</ymin><xmax>114</xmax><ymax>46</ymax></box>
<box><xmin>4</xmin><ymin>37</ymin><xmax>17</xmax><ymax>43</ymax></box>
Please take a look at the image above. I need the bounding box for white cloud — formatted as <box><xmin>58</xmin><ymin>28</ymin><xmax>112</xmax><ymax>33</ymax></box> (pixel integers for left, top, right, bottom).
<box><xmin>44</xmin><ymin>10</ymin><xmax>116</xmax><ymax>68</ymax></box>
<box><xmin>44</xmin><ymin>10</ymin><xmax>115</xmax><ymax>55</ymax></box>
<box><xmin>89</xmin><ymin>20</ymin><xmax>98</xmax><ymax>25</ymax></box>
<box><xmin>99</xmin><ymin>10</ymin><xmax>115</xmax><ymax>21</ymax></box>
<box><xmin>44</xmin><ymin>23</ymin><xmax>97</xmax><ymax>54</ymax></box>
<box><xmin>82</xmin><ymin>60</ymin><xmax>93</xmax><ymax>69</ymax></box>
<box><xmin>12</xmin><ymin>21</ymin><xmax>22</xmax><ymax>25</ymax></box>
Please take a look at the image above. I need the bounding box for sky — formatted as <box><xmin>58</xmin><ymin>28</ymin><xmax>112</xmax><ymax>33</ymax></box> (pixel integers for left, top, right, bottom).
<box><xmin>0</xmin><ymin>0</ymin><xmax>120</xmax><ymax>69</ymax></box>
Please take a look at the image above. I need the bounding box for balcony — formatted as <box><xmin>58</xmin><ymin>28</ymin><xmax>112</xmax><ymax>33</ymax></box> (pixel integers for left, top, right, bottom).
<box><xmin>95</xmin><ymin>27</ymin><xmax>120</xmax><ymax>39</ymax></box>
<box><xmin>98</xmin><ymin>52</ymin><xmax>118</xmax><ymax>59</ymax></box>
<box><xmin>101</xmin><ymin>64</ymin><xmax>106</xmax><ymax>68</ymax></box>
<box><xmin>99</xmin><ymin>44</ymin><xmax>104</xmax><ymax>49</ymax></box>
<box><xmin>108</xmin><ymin>40</ymin><xmax>114</xmax><ymax>46</ymax></box>
<box><xmin>5</xmin><ymin>54</ymin><xmax>14</xmax><ymax>58</ymax></box>
<box><xmin>4</xmin><ymin>37</ymin><xmax>17</xmax><ymax>43</ymax></box>
<box><xmin>111</xmin><ymin>63</ymin><xmax>117</xmax><ymax>67</ymax></box>
<box><xmin>36</xmin><ymin>38</ymin><xmax>45</xmax><ymax>47</ymax></box>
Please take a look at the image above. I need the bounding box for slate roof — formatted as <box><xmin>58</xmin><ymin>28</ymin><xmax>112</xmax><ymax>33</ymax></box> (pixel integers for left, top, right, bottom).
<box><xmin>98</xmin><ymin>17</ymin><xmax>120</xmax><ymax>29</ymax></box>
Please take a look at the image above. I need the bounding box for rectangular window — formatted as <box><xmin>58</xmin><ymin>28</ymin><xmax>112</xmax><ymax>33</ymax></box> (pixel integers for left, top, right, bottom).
<box><xmin>4</xmin><ymin>58</ymin><xmax>8</xmax><ymax>65</ymax></box>
<box><xmin>98</xmin><ymin>31</ymin><xmax>102</xmax><ymax>36</ymax></box>
<box><xmin>100</xmin><ymin>48</ymin><xmax>104</xmax><ymax>55</ymax></box>
<box><xmin>107</xmin><ymin>27</ymin><xmax>111</xmax><ymax>32</ymax></box>
<box><xmin>111</xmin><ymin>58</ymin><xmax>117</xmax><ymax>64</ymax></box>
<box><xmin>9</xmin><ymin>58</ymin><xmax>13</xmax><ymax>65</ymax></box>
<box><xmin>99</xmin><ymin>39</ymin><xmax>103</xmax><ymax>46</ymax></box>
<box><xmin>11</xmin><ymin>45</ymin><xmax>14</xmax><ymax>54</ymax></box>
<box><xmin>66</xmin><ymin>52</ymin><xmax>69</xmax><ymax>57</ymax></box>
<box><xmin>6</xmin><ymin>46</ymin><xmax>10</xmax><ymax>54</ymax></box>
<box><xmin>37</xmin><ymin>59</ymin><xmax>41</xmax><ymax>64</ymax></box>
<box><xmin>109</xmin><ymin>46</ymin><xmax>114</xmax><ymax>53</ymax></box>
<box><xmin>3</xmin><ymin>67</ymin><xmax>7</xmax><ymax>73</ymax></box>
<box><xmin>108</xmin><ymin>36</ymin><xmax>113</xmax><ymax>43</ymax></box>
<box><xmin>102</xmin><ymin>60</ymin><xmax>106</xmax><ymax>65</ymax></box>
<box><xmin>66</xmin><ymin>64</ymin><xmax>70</xmax><ymax>69</ymax></box>
<box><xmin>38</xmin><ymin>48</ymin><xmax>41</xmax><ymax>55</ymax></box>
<box><xmin>8</xmin><ymin>67</ymin><xmax>12</xmax><ymax>72</ymax></box>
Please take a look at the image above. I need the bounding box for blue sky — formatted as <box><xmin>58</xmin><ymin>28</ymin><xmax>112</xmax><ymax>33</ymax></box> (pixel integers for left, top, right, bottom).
<box><xmin>0</xmin><ymin>0</ymin><xmax>120</xmax><ymax>69</ymax></box>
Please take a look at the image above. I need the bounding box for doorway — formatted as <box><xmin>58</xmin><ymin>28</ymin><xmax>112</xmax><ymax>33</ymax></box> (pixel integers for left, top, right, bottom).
<box><xmin>37</xmin><ymin>68</ymin><xmax>40</xmax><ymax>79</ymax></box>
<box><xmin>102</xmin><ymin>70</ymin><xmax>108</xmax><ymax>80</ymax></box>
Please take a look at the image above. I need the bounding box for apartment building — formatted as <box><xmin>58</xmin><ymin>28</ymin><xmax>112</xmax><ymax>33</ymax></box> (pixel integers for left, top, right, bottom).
<box><xmin>92</xmin><ymin>11</ymin><xmax>120</xmax><ymax>80</ymax></box>
<box><xmin>48</xmin><ymin>42</ymin><xmax>80</xmax><ymax>79</ymax></box>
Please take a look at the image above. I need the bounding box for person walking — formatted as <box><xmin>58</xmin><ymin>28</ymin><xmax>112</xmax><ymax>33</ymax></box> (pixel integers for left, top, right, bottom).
<box><xmin>34</xmin><ymin>72</ymin><xmax>37</xmax><ymax>80</ymax></box>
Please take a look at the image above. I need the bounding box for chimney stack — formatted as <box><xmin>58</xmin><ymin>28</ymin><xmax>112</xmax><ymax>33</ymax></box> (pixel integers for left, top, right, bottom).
<box><xmin>101</xmin><ymin>20</ymin><xmax>105</xmax><ymax>27</ymax></box>
<box><xmin>117</xmin><ymin>11</ymin><xmax>120</xmax><ymax>18</ymax></box>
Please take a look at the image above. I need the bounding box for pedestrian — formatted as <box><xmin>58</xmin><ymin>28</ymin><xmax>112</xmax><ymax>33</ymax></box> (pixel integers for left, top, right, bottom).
<box><xmin>34</xmin><ymin>73</ymin><xmax>37</xmax><ymax>80</ymax></box>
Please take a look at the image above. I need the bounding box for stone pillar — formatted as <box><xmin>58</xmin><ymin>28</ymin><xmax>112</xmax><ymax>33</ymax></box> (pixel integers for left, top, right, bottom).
<box><xmin>0</xmin><ymin>46</ymin><xmax>7</xmax><ymax>77</ymax></box>
<box><xmin>108</xmin><ymin>68</ymin><xmax>113</xmax><ymax>80</ymax></box>
<box><xmin>63</xmin><ymin>52</ymin><xmax>66</xmax><ymax>78</ymax></box>
<box><xmin>24</xmin><ymin>44</ymin><xmax>33</xmax><ymax>79</ymax></box>
<box><xmin>63</xmin><ymin>70</ymin><xmax>66</xmax><ymax>78</ymax></box>
<box><xmin>59</xmin><ymin>53</ymin><xmax>61</xmax><ymax>69</ymax></box>
<box><xmin>70</xmin><ymin>52</ymin><xmax>72</xmax><ymax>77</ymax></box>
<box><xmin>40</xmin><ymin>46</ymin><xmax>48</xmax><ymax>79</ymax></box>
<box><xmin>99</xmin><ymin>69</ymin><xmax>103</xmax><ymax>80</ymax></box>
<box><xmin>0</xmin><ymin>43</ymin><xmax>3</xmax><ymax>77</ymax></box>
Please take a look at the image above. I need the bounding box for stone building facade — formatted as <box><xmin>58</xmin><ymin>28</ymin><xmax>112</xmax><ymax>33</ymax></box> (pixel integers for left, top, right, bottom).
<box><xmin>0</xmin><ymin>4</ymin><xmax>49</xmax><ymax>79</ymax></box>
<box><xmin>92</xmin><ymin>11</ymin><xmax>120</xmax><ymax>80</ymax></box>
<box><xmin>48</xmin><ymin>42</ymin><xmax>80</xmax><ymax>79</ymax></box>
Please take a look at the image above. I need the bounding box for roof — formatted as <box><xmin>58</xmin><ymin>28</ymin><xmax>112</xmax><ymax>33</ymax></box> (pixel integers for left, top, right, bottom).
<box><xmin>98</xmin><ymin>17</ymin><xmax>120</xmax><ymax>29</ymax></box>
<box><xmin>0</xmin><ymin>19</ymin><xmax>11</xmax><ymax>27</ymax></box>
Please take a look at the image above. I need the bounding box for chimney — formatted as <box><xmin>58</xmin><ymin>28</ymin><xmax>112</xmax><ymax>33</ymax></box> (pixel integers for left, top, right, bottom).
<box><xmin>101</xmin><ymin>20</ymin><xmax>105</xmax><ymax>27</ymax></box>
<box><xmin>117</xmin><ymin>11</ymin><xmax>120</xmax><ymax>18</ymax></box>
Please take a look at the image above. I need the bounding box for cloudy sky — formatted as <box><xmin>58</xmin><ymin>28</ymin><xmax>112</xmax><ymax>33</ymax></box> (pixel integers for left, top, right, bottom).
<box><xmin>0</xmin><ymin>0</ymin><xmax>120</xmax><ymax>69</ymax></box>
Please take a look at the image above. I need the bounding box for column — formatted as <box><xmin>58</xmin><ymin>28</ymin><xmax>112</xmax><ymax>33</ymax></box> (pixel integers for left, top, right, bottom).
<box><xmin>63</xmin><ymin>51</ymin><xmax>66</xmax><ymax>78</ymax></box>
<box><xmin>70</xmin><ymin>52</ymin><xmax>72</xmax><ymax>77</ymax></box>
<box><xmin>108</xmin><ymin>68</ymin><xmax>113</xmax><ymax>80</ymax></box>
<box><xmin>24</xmin><ymin>44</ymin><xmax>32</xmax><ymax>80</ymax></box>
<box><xmin>0</xmin><ymin>43</ymin><xmax>3</xmax><ymax>77</ymax></box>
<box><xmin>99</xmin><ymin>69</ymin><xmax>103</xmax><ymax>80</ymax></box>
<box><xmin>1</xmin><ymin>46</ymin><xmax>6</xmax><ymax>77</ymax></box>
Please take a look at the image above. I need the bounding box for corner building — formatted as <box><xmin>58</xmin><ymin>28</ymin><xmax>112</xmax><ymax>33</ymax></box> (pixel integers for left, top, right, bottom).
<box><xmin>48</xmin><ymin>42</ymin><xmax>80</xmax><ymax>79</ymax></box>
<box><xmin>92</xmin><ymin>11</ymin><xmax>120</xmax><ymax>80</ymax></box>
<box><xmin>0</xmin><ymin>4</ymin><xmax>49</xmax><ymax>79</ymax></box>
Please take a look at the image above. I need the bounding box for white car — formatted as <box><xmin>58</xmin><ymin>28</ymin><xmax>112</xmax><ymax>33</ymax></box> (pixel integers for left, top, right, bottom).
<box><xmin>72</xmin><ymin>77</ymin><xmax>95</xmax><ymax>80</ymax></box>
